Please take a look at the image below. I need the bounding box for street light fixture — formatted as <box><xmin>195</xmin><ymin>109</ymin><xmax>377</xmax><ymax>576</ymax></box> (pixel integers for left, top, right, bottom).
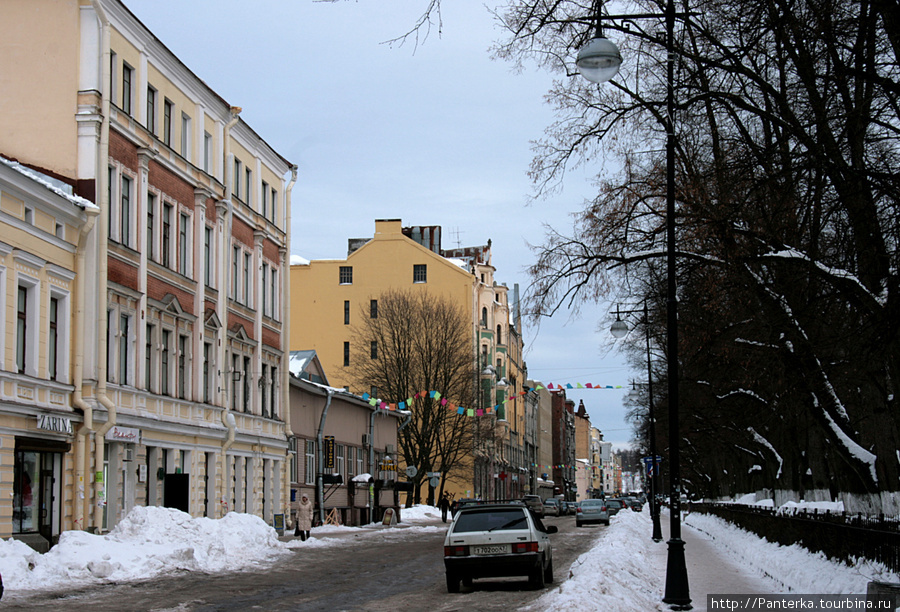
<box><xmin>579</xmin><ymin>0</ymin><xmax>691</xmax><ymax>607</ymax></box>
<box><xmin>610</xmin><ymin>303</ymin><xmax>664</xmax><ymax>543</ymax></box>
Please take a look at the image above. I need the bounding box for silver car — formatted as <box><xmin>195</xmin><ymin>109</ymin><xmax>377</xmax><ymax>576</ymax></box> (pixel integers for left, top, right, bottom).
<box><xmin>575</xmin><ymin>499</ymin><xmax>610</xmax><ymax>527</ymax></box>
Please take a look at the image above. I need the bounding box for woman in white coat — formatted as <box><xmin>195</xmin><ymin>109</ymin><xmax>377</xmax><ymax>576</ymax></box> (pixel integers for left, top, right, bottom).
<box><xmin>295</xmin><ymin>493</ymin><xmax>314</xmax><ymax>541</ymax></box>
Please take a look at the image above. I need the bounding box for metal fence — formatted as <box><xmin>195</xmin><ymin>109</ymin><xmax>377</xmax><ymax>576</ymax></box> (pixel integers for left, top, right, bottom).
<box><xmin>689</xmin><ymin>502</ymin><xmax>900</xmax><ymax>573</ymax></box>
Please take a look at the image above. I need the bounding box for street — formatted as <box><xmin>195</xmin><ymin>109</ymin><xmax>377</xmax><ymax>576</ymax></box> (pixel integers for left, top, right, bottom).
<box><xmin>1</xmin><ymin>515</ymin><xmax>603</xmax><ymax>611</ymax></box>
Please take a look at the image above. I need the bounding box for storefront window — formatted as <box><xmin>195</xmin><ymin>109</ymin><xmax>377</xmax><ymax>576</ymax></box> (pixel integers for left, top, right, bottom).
<box><xmin>13</xmin><ymin>450</ymin><xmax>38</xmax><ymax>532</ymax></box>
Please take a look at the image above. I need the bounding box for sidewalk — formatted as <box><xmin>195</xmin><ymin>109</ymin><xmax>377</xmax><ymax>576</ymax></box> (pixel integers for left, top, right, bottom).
<box><xmin>649</xmin><ymin>510</ymin><xmax>776</xmax><ymax>611</ymax></box>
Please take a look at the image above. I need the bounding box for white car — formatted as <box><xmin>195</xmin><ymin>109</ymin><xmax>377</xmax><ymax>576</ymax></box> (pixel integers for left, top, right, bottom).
<box><xmin>443</xmin><ymin>501</ymin><xmax>558</xmax><ymax>591</ymax></box>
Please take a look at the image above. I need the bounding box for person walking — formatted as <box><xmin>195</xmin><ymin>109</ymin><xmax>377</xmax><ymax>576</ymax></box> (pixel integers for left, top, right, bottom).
<box><xmin>438</xmin><ymin>493</ymin><xmax>450</xmax><ymax>523</ymax></box>
<box><xmin>295</xmin><ymin>493</ymin><xmax>314</xmax><ymax>541</ymax></box>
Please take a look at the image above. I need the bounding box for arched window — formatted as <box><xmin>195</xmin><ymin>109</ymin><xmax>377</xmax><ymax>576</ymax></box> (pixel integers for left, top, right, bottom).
<box><xmin>481</xmin><ymin>307</ymin><xmax>488</xmax><ymax>327</ymax></box>
<box><xmin>497</xmin><ymin>324</ymin><xmax>502</xmax><ymax>344</ymax></box>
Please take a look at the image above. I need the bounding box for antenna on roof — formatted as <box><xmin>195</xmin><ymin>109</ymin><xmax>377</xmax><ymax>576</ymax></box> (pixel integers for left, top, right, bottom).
<box><xmin>452</xmin><ymin>227</ymin><xmax>463</xmax><ymax>249</ymax></box>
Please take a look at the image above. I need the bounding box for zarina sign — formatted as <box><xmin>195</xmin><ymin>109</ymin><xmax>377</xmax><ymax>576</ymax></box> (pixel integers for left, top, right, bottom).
<box><xmin>36</xmin><ymin>414</ymin><xmax>73</xmax><ymax>434</ymax></box>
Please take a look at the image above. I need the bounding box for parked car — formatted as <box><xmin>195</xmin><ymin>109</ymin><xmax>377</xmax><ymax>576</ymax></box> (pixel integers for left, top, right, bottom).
<box><xmin>576</xmin><ymin>499</ymin><xmax>610</xmax><ymax>527</ymax></box>
<box><xmin>623</xmin><ymin>497</ymin><xmax>643</xmax><ymax>512</ymax></box>
<box><xmin>542</xmin><ymin>498</ymin><xmax>560</xmax><ymax>517</ymax></box>
<box><xmin>443</xmin><ymin>502</ymin><xmax>558</xmax><ymax>592</ymax></box>
<box><xmin>522</xmin><ymin>494</ymin><xmax>545</xmax><ymax>518</ymax></box>
<box><xmin>606</xmin><ymin>498</ymin><xmax>626</xmax><ymax>515</ymax></box>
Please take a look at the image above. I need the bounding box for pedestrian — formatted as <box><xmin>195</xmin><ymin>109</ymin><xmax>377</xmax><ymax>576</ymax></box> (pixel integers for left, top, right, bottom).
<box><xmin>438</xmin><ymin>493</ymin><xmax>450</xmax><ymax>523</ymax></box>
<box><xmin>295</xmin><ymin>493</ymin><xmax>314</xmax><ymax>541</ymax></box>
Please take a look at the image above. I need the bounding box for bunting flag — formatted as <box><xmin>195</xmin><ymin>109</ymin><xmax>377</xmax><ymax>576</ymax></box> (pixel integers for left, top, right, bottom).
<box><xmin>360</xmin><ymin>383</ymin><xmax>625</xmax><ymax>417</ymax></box>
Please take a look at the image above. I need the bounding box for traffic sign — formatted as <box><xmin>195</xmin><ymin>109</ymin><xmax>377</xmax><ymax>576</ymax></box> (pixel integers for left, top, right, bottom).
<box><xmin>429</xmin><ymin>476</ymin><xmax>440</xmax><ymax>487</ymax></box>
<box><xmin>405</xmin><ymin>466</ymin><xmax>418</xmax><ymax>478</ymax></box>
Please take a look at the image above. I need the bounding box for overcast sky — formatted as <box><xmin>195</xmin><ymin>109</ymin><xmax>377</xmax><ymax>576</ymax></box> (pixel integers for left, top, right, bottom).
<box><xmin>125</xmin><ymin>0</ymin><xmax>636</xmax><ymax>448</ymax></box>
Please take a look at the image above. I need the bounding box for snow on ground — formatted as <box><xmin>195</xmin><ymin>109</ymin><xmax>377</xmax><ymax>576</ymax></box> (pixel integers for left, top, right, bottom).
<box><xmin>0</xmin><ymin>500</ymin><xmax>896</xmax><ymax>610</ymax></box>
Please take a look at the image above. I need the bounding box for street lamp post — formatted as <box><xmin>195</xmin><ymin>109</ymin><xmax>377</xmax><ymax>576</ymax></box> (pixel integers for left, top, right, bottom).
<box><xmin>578</xmin><ymin>0</ymin><xmax>691</xmax><ymax>607</ymax></box>
<box><xmin>610</xmin><ymin>302</ymin><xmax>663</xmax><ymax>542</ymax></box>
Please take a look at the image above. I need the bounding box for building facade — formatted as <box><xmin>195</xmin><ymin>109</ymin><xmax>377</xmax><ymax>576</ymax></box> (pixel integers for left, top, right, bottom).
<box><xmin>290</xmin><ymin>219</ymin><xmax>523</xmax><ymax>501</ymax></box>
<box><xmin>0</xmin><ymin>0</ymin><xmax>295</xmax><ymax>543</ymax></box>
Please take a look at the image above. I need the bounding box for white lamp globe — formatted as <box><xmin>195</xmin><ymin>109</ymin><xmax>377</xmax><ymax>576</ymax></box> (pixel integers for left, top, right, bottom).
<box><xmin>610</xmin><ymin>319</ymin><xmax>629</xmax><ymax>338</ymax></box>
<box><xmin>576</xmin><ymin>36</ymin><xmax>623</xmax><ymax>83</ymax></box>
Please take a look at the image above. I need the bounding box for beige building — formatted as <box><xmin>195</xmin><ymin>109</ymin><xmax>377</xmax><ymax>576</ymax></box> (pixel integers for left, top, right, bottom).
<box><xmin>528</xmin><ymin>380</ymin><xmax>556</xmax><ymax>500</ymax></box>
<box><xmin>290</xmin><ymin>219</ymin><xmax>525</xmax><ymax>501</ymax></box>
<box><xmin>1</xmin><ymin>0</ymin><xmax>294</xmax><ymax>544</ymax></box>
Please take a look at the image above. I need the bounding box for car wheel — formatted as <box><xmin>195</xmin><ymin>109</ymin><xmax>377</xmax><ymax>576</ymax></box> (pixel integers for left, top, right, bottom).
<box><xmin>603</xmin><ymin>519</ymin><xmax>610</xmax><ymax>526</ymax></box>
<box><xmin>530</xmin><ymin>556</ymin><xmax>546</xmax><ymax>590</ymax></box>
<box><xmin>462</xmin><ymin>575</ymin><xmax>473</xmax><ymax>587</ymax></box>
<box><xmin>446</xmin><ymin>571</ymin><xmax>461</xmax><ymax>593</ymax></box>
<box><xmin>544</xmin><ymin>558</ymin><xmax>554</xmax><ymax>584</ymax></box>
<box><xmin>576</xmin><ymin>521</ymin><xmax>582</xmax><ymax>527</ymax></box>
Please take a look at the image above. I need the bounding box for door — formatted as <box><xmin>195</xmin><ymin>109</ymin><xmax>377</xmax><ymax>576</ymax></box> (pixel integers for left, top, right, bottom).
<box><xmin>39</xmin><ymin>460</ymin><xmax>54</xmax><ymax>542</ymax></box>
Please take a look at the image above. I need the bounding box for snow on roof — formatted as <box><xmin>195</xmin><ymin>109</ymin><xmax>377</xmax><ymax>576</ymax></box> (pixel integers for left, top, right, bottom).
<box><xmin>290</xmin><ymin>254</ymin><xmax>310</xmax><ymax>266</ymax></box>
<box><xmin>0</xmin><ymin>157</ymin><xmax>98</xmax><ymax>210</ymax></box>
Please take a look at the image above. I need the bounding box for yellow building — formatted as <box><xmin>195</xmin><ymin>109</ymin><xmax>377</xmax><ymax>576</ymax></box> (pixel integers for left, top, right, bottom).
<box><xmin>0</xmin><ymin>0</ymin><xmax>295</xmax><ymax>542</ymax></box>
<box><xmin>291</xmin><ymin>219</ymin><xmax>526</xmax><ymax>501</ymax></box>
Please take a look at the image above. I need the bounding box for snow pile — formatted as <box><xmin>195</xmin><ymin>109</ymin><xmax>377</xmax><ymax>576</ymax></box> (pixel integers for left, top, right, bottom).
<box><xmin>0</xmin><ymin>506</ymin><xmax>290</xmax><ymax>591</ymax></box>
<box><xmin>525</xmin><ymin>510</ymin><xmax>667</xmax><ymax>612</ymax></box>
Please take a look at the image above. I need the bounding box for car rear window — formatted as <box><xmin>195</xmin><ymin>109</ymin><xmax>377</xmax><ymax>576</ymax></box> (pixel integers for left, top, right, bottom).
<box><xmin>582</xmin><ymin>500</ymin><xmax>603</xmax><ymax>507</ymax></box>
<box><xmin>453</xmin><ymin>509</ymin><xmax>529</xmax><ymax>533</ymax></box>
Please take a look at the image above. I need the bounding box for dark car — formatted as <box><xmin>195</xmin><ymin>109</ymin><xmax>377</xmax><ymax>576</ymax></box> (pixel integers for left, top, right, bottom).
<box><xmin>606</xmin><ymin>499</ymin><xmax>626</xmax><ymax>515</ymax></box>
<box><xmin>443</xmin><ymin>502</ymin><xmax>557</xmax><ymax>591</ymax></box>
<box><xmin>522</xmin><ymin>494</ymin><xmax>545</xmax><ymax>518</ymax></box>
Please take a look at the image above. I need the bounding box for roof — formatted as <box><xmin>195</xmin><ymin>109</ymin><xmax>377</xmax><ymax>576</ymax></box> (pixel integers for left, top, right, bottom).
<box><xmin>0</xmin><ymin>156</ymin><xmax>98</xmax><ymax>210</ymax></box>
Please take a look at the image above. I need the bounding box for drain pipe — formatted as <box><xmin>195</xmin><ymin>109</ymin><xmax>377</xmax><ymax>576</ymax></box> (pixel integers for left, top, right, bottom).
<box><xmin>316</xmin><ymin>387</ymin><xmax>334</xmax><ymax>526</ymax></box>
<box><xmin>89</xmin><ymin>0</ymin><xmax>117</xmax><ymax>532</ymax></box>
<box><xmin>73</xmin><ymin>206</ymin><xmax>99</xmax><ymax>531</ymax></box>
<box><xmin>282</xmin><ymin>164</ymin><xmax>297</xmax><ymax>517</ymax></box>
<box><xmin>219</xmin><ymin>107</ymin><xmax>241</xmax><ymax>456</ymax></box>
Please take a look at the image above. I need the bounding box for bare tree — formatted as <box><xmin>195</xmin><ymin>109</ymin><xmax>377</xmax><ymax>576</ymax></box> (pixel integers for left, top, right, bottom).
<box><xmin>350</xmin><ymin>289</ymin><xmax>474</xmax><ymax>505</ymax></box>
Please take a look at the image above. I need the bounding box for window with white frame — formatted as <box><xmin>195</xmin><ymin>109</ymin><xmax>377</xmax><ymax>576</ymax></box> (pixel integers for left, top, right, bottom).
<box><xmin>261</xmin><ymin>363</ymin><xmax>269</xmax><ymax>417</ymax></box>
<box><xmin>261</xmin><ymin>262</ymin><xmax>269</xmax><ymax>317</ymax></box>
<box><xmin>119</xmin><ymin>174</ymin><xmax>133</xmax><ymax>247</ymax></box>
<box><xmin>145</xmin><ymin>322</ymin><xmax>155</xmax><ymax>391</ymax></box>
<box><xmin>269</xmin><ymin>268</ymin><xmax>278</xmax><ymax>319</ymax></box>
<box><xmin>146</xmin><ymin>85</ymin><xmax>157</xmax><ymax>134</ymax></box>
<box><xmin>413</xmin><ymin>263</ymin><xmax>427</xmax><ymax>283</ymax></box>
<box><xmin>203</xmin><ymin>340</ymin><xmax>212</xmax><ymax>404</ymax></box>
<box><xmin>118</xmin><ymin>312</ymin><xmax>131</xmax><ymax>385</ymax></box>
<box><xmin>181</xmin><ymin>113</ymin><xmax>191</xmax><ymax>160</ymax></box>
<box><xmin>122</xmin><ymin>62</ymin><xmax>133</xmax><ymax>115</ymax></box>
<box><xmin>243</xmin><ymin>252</ymin><xmax>251</xmax><ymax>307</ymax></box>
<box><xmin>336</xmin><ymin>444</ymin><xmax>345</xmax><ymax>478</ymax></box>
<box><xmin>232</xmin><ymin>246</ymin><xmax>240</xmax><ymax>301</ymax></box>
<box><xmin>16</xmin><ymin>282</ymin><xmax>37</xmax><ymax>375</ymax></box>
<box><xmin>203</xmin><ymin>132</ymin><xmax>212</xmax><ymax>173</ymax></box>
<box><xmin>244</xmin><ymin>167</ymin><xmax>252</xmax><ymax>208</ymax></box>
<box><xmin>233</xmin><ymin>158</ymin><xmax>242</xmax><ymax>200</ymax></box>
<box><xmin>162</xmin><ymin>203</ymin><xmax>172</xmax><ymax>268</ymax></box>
<box><xmin>178</xmin><ymin>334</ymin><xmax>189</xmax><ymax>400</ymax></box>
<box><xmin>242</xmin><ymin>355</ymin><xmax>251</xmax><ymax>412</ymax></box>
<box><xmin>357</xmin><ymin>446</ymin><xmax>364</xmax><ymax>476</ymax></box>
<box><xmin>204</xmin><ymin>226</ymin><xmax>214</xmax><ymax>288</ymax></box>
<box><xmin>161</xmin><ymin>329</ymin><xmax>171</xmax><ymax>396</ymax></box>
<box><xmin>347</xmin><ymin>447</ymin><xmax>355</xmax><ymax>479</ymax></box>
<box><xmin>48</xmin><ymin>296</ymin><xmax>59</xmax><ymax>381</ymax></box>
<box><xmin>305</xmin><ymin>439</ymin><xmax>315</xmax><ymax>485</ymax></box>
<box><xmin>270</xmin><ymin>187</ymin><xmax>278</xmax><ymax>224</ymax></box>
<box><xmin>289</xmin><ymin>436</ymin><xmax>298</xmax><ymax>483</ymax></box>
<box><xmin>231</xmin><ymin>353</ymin><xmax>241</xmax><ymax>411</ymax></box>
<box><xmin>109</xmin><ymin>52</ymin><xmax>118</xmax><ymax>108</ymax></box>
<box><xmin>179</xmin><ymin>213</ymin><xmax>190</xmax><ymax>276</ymax></box>
<box><xmin>261</xmin><ymin>181</ymin><xmax>269</xmax><ymax>219</ymax></box>
<box><xmin>269</xmin><ymin>365</ymin><xmax>277</xmax><ymax>418</ymax></box>
<box><xmin>147</xmin><ymin>193</ymin><xmax>156</xmax><ymax>261</ymax></box>
<box><xmin>163</xmin><ymin>98</ymin><xmax>173</xmax><ymax>146</ymax></box>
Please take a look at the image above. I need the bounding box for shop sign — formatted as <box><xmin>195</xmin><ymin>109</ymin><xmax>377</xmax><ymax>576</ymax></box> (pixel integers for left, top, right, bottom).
<box><xmin>323</xmin><ymin>436</ymin><xmax>335</xmax><ymax>470</ymax></box>
<box><xmin>36</xmin><ymin>414</ymin><xmax>73</xmax><ymax>435</ymax></box>
<box><xmin>105</xmin><ymin>425</ymin><xmax>140</xmax><ymax>443</ymax></box>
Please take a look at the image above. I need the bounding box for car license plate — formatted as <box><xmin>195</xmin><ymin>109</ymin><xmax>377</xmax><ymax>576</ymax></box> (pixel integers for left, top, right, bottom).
<box><xmin>473</xmin><ymin>544</ymin><xmax>510</xmax><ymax>555</ymax></box>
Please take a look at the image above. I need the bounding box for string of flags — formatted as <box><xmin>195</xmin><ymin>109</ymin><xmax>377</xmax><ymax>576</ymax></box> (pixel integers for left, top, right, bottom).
<box><xmin>360</xmin><ymin>383</ymin><xmax>626</xmax><ymax>417</ymax></box>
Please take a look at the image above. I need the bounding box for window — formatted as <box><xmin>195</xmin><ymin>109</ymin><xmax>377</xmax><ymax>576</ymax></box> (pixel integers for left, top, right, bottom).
<box><xmin>119</xmin><ymin>313</ymin><xmax>130</xmax><ymax>385</ymax></box>
<box><xmin>233</xmin><ymin>158</ymin><xmax>242</xmax><ymax>199</ymax></box>
<box><xmin>243</xmin><ymin>355</ymin><xmax>251</xmax><ymax>412</ymax></box>
<box><xmin>245</xmin><ymin>168</ymin><xmax>252</xmax><ymax>208</ymax></box>
<box><xmin>161</xmin><ymin>329</ymin><xmax>171</xmax><ymax>395</ymax></box>
<box><xmin>261</xmin><ymin>364</ymin><xmax>268</xmax><ymax>417</ymax></box>
<box><xmin>339</xmin><ymin>266</ymin><xmax>352</xmax><ymax>285</ymax></box>
<box><xmin>231</xmin><ymin>354</ymin><xmax>240</xmax><ymax>410</ymax></box>
<box><xmin>370</xmin><ymin>341</ymin><xmax>378</xmax><ymax>360</ymax></box>
<box><xmin>110</xmin><ymin>52</ymin><xmax>118</xmax><ymax>106</ymax></box>
<box><xmin>413</xmin><ymin>264</ymin><xmax>427</xmax><ymax>283</ymax></box>
<box><xmin>370</xmin><ymin>299</ymin><xmax>378</xmax><ymax>318</ymax></box>
<box><xmin>243</xmin><ymin>252</ymin><xmax>251</xmax><ymax>306</ymax></box>
<box><xmin>16</xmin><ymin>286</ymin><xmax>27</xmax><ymax>374</ymax></box>
<box><xmin>232</xmin><ymin>246</ymin><xmax>240</xmax><ymax>301</ymax></box>
<box><xmin>181</xmin><ymin>113</ymin><xmax>191</xmax><ymax>159</ymax></box>
<box><xmin>270</xmin><ymin>269</ymin><xmax>277</xmax><ymax>319</ymax></box>
<box><xmin>48</xmin><ymin>297</ymin><xmax>59</xmax><ymax>381</ymax></box>
<box><xmin>203</xmin><ymin>341</ymin><xmax>212</xmax><ymax>403</ymax></box>
<box><xmin>262</xmin><ymin>263</ymin><xmax>269</xmax><ymax>316</ymax></box>
<box><xmin>344</xmin><ymin>300</ymin><xmax>350</xmax><ymax>325</ymax></box>
<box><xmin>120</xmin><ymin>175</ymin><xmax>132</xmax><ymax>247</ymax></box>
<box><xmin>145</xmin><ymin>323</ymin><xmax>155</xmax><ymax>391</ymax></box>
<box><xmin>203</xmin><ymin>132</ymin><xmax>212</xmax><ymax>173</ymax></box>
<box><xmin>24</xmin><ymin>206</ymin><xmax>33</xmax><ymax>225</ymax></box>
<box><xmin>178</xmin><ymin>334</ymin><xmax>188</xmax><ymax>399</ymax></box>
<box><xmin>497</xmin><ymin>324</ymin><xmax>503</xmax><ymax>344</ymax></box>
<box><xmin>304</xmin><ymin>440</ymin><xmax>315</xmax><ymax>485</ymax></box>
<box><xmin>146</xmin><ymin>86</ymin><xmax>157</xmax><ymax>134</ymax></box>
<box><xmin>179</xmin><ymin>213</ymin><xmax>189</xmax><ymax>275</ymax></box>
<box><xmin>270</xmin><ymin>187</ymin><xmax>278</xmax><ymax>223</ymax></box>
<box><xmin>147</xmin><ymin>193</ymin><xmax>156</xmax><ymax>261</ymax></box>
<box><xmin>270</xmin><ymin>366</ymin><xmax>277</xmax><ymax>417</ymax></box>
<box><xmin>261</xmin><ymin>181</ymin><xmax>269</xmax><ymax>219</ymax></box>
<box><xmin>336</xmin><ymin>444</ymin><xmax>345</xmax><ymax>477</ymax></box>
<box><xmin>162</xmin><ymin>203</ymin><xmax>172</xmax><ymax>268</ymax></box>
<box><xmin>482</xmin><ymin>307</ymin><xmax>488</xmax><ymax>327</ymax></box>
<box><xmin>357</xmin><ymin>446</ymin><xmax>364</xmax><ymax>476</ymax></box>
<box><xmin>343</xmin><ymin>342</ymin><xmax>350</xmax><ymax>367</ymax></box>
<box><xmin>204</xmin><ymin>226</ymin><xmax>213</xmax><ymax>287</ymax></box>
<box><xmin>122</xmin><ymin>63</ymin><xmax>133</xmax><ymax>115</ymax></box>
<box><xmin>163</xmin><ymin>99</ymin><xmax>173</xmax><ymax>146</ymax></box>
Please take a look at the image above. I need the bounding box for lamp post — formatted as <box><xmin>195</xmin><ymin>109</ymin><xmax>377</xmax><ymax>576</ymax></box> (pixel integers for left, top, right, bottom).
<box><xmin>578</xmin><ymin>0</ymin><xmax>691</xmax><ymax>607</ymax></box>
<box><xmin>611</xmin><ymin>303</ymin><xmax>663</xmax><ymax>542</ymax></box>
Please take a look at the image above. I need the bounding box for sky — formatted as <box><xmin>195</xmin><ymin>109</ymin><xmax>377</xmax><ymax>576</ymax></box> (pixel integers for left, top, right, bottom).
<box><xmin>1</xmin><ymin>500</ymin><xmax>895</xmax><ymax>610</ymax></box>
<box><xmin>124</xmin><ymin>0</ymin><xmax>636</xmax><ymax>447</ymax></box>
